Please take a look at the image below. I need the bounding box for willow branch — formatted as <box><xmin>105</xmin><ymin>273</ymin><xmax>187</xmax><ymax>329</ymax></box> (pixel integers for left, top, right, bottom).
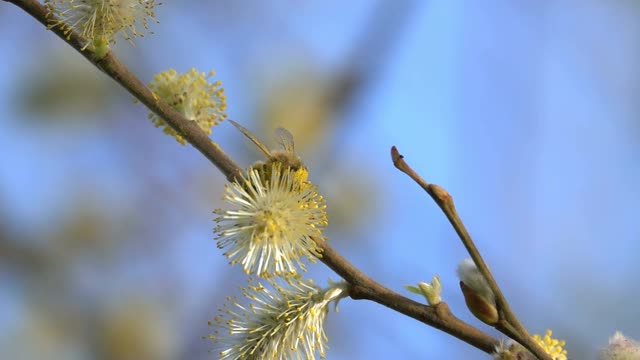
<box><xmin>315</xmin><ymin>238</ymin><xmax>497</xmax><ymax>353</ymax></box>
<box><xmin>8</xmin><ymin>0</ymin><xmax>502</xmax><ymax>355</ymax></box>
<box><xmin>5</xmin><ymin>0</ymin><xmax>243</xmax><ymax>182</ymax></box>
<box><xmin>390</xmin><ymin>146</ymin><xmax>552</xmax><ymax>360</ymax></box>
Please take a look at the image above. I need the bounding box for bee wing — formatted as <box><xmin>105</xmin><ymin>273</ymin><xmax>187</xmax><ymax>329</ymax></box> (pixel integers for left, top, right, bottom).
<box><xmin>275</xmin><ymin>127</ymin><xmax>295</xmax><ymax>154</ymax></box>
<box><xmin>228</xmin><ymin>120</ymin><xmax>271</xmax><ymax>157</ymax></box>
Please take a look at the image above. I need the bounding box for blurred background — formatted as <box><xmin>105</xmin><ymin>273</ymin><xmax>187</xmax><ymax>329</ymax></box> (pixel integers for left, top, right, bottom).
<box><xmin>1</xmin><ymin>1</ymin><xmax>639</xmax><ymax>359</ymax></box>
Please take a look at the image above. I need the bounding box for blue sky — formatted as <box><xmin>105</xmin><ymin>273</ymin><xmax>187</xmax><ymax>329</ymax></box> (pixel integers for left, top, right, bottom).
<box><xmin>1</xmin><ymin>1</ymin><xmax>639</xmax><ymax>359</ymax></box>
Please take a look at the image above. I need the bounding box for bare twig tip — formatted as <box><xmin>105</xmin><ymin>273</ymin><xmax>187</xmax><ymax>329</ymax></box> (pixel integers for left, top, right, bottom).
<box><xmin>391</xmin><ymin>146</ymin><xmax>404</xmax><ymax>168</ymax></box>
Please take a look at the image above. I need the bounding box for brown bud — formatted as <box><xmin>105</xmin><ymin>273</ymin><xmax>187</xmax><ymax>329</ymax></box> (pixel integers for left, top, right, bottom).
<box><xmin>460</xmin><ymin>281</ymin><xmax>498</xmax><ymax>325</ymax></box>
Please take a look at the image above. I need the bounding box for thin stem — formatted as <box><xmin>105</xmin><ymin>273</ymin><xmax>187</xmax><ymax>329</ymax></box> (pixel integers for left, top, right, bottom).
<box><xmin>8</xmin><ymin>0</ymin><xmax>502</xmax><ymax>356</ymax></box>
<box><xmin>390</xmin><ymin>146</ymin><xmax>552</xmax><ymax>360</ymax></box>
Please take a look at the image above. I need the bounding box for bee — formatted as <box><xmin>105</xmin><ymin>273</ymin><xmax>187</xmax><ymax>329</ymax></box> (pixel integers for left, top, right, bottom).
<box><xmin>229</xmin><ymin>120</ymin><xmax>308</xmax><ymax>180</ymax></box>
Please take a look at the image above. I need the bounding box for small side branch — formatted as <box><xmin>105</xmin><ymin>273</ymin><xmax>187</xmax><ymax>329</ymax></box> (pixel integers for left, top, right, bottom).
<box><xmin>390</xmin><ymin>146</ymin><xmax>552</xmax><ymax>360</ymax></box>
<box><xmin>315</xmin><ymin>238</ymin><xmax>498</xmax><ymax>353</ymax></box>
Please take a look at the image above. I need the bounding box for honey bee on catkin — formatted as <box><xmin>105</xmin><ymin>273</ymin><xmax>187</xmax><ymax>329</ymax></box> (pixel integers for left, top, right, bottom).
<box><xmin>228</xmin><ymin>120</ymin><xmax>309</xmax><ymax>181</ymax></box>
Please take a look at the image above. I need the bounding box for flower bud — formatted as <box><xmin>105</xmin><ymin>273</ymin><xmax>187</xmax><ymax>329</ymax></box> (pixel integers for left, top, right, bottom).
<box><xmin>457</xmin><ymin>258</ymin><xmax>498</xmax><ymax>325</ymax></box>
<box><xmin>406</xmin><ymin>275</ymin><xmax>442</xmax><ymax>305</ymax></box>
<box><xmin>599</xmin><ymin>331</ymin><xmax>640</xmax><ymax>360</ymax></box>
<box><xmin>459</xmin><ymin>280</ymin><xmax>498</xmax><ymax>325</ymax></box>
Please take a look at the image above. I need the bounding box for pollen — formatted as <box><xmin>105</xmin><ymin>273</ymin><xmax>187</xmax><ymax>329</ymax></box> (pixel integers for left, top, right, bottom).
<box><xmin>148</xmin><ymin>68</ymin><xmax>227</xmax><ymax>144</ymax></box>
<box><xmin>214</xmin><ymin>163</ymin><xmax>327</xmax><ymax>277</ymax></box>
<box><xmin>45</xmin><ymin>0</ymin><xmax>160</xmax><ymax>57</ymax></box>
<box><xmin>208</xmin><ymin>278</ymin><xmax>348</xmax><ymax>360</ymax></box>
<box><xmin>533</xmin><ymin>330</ymin><xmax>568</xmax><ymax>360</ymax></box>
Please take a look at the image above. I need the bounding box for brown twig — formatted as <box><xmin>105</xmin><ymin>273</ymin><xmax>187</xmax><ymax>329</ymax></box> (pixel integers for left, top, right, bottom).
<box><xmin>315</xmin><ymin>238</ymin><xmax>497</xmax><ymax>353</ymax></box>
<box><xmin>390</xmin><ymin>146</ymin><xmax>552</xmax><ymax>360</ymax></box>
<box><xmin>7</xmin><ymin>0</ymin><xmax>503</xmax><ymax>356</ymax></box>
